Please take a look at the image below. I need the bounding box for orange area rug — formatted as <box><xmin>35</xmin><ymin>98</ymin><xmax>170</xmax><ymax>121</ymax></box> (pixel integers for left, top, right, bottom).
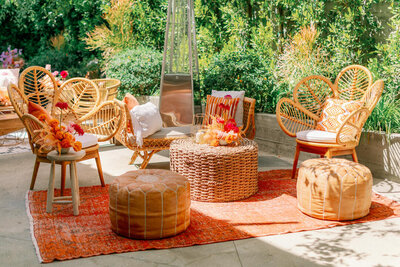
<box><xmin>26</xmin><ymin>169</ymin><xmax>400</xmax><ymax>263</ymax></box>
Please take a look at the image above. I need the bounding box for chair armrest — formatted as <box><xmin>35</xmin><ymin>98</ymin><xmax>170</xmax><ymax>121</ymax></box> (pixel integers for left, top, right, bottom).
<box><xmin>276</xmin><ymin>98</ymin><xmax>319</xmax><ymax>137</ymax></box>
<box><xmin>78</xmin><ymin>100</ymin><xmax>124</xmax><ymax>142</ymax></box>
<box><xmin>336</xmin><ymin>107</ymin><xmax>370</xmax><ymax>145</ymax></box>
<box><xmin>293</xmin><ymin>75</ymin><xmax>336</xmax><ymax>117</ymax></box>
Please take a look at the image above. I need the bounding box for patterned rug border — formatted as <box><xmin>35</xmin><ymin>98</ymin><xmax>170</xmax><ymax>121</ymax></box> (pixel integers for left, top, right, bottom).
<box><xmin>25</xmin><ymin>169</ymin><xmax>400</xmax><ymax>263</ymax></box>
<box><xmin>25</xmin><ymin>190</ymin><xmax>43</xmax><ymax>263</ymax></box>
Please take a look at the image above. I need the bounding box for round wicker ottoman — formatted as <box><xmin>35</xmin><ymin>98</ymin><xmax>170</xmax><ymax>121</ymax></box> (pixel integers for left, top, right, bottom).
<box><xmin>170</xmin><ymin>138</ymin><xmax>258</xmax><ymax>202</ymax></box>
<box><xmin>297</xmin><ymin>158</ymin><xmax>372</xmax><ymax>221</ymax></box>
<box><xmin>109</xmin><ymin>169</ymin><xmax>191</xmax><ymax>239</ymax></box>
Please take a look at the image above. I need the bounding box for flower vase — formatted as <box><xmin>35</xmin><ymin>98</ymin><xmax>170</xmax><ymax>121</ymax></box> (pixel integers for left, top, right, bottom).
<box><xmin>59</xmin><ymin>147</ymin><xmax>70</xmax><ymax>154</ymax></box>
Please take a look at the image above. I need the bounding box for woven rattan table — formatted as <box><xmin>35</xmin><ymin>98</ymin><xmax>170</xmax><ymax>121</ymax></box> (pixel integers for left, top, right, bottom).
<box><xmin>170</xmin><ymin>138</ymin><xmax>258</xmax><ymax>202</ymax></box>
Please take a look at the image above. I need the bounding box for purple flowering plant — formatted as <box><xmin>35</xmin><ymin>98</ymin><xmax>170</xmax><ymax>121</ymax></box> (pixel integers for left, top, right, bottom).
<box><xmin>0</xmin><ymin>46</ymin><xmax>24</xmax><ymax>68</ymax></box>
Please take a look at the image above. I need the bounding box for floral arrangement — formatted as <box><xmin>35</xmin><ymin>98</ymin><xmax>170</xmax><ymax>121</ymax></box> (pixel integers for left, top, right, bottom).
<box><xmin>0</xmin><ymin>46</ymin><xmax>24</xmax><ymax>69</ymax></box>
<box><xmin>37</xmin><ymin>102</ymin><xmax>83</xmax><ymax>154</ymax></box>
<box><xmin>196</xmin><ymin>95</ymin><xmax>242</xmax><ymax>146</ymax></box>
<box><xmin>51</xmin><ymin>70</ymin><xmax>69</xmax><ymax>85</ymax></box>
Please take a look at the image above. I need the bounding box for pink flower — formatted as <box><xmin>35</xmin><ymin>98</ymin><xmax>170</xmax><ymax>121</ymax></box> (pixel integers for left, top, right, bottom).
<box><xmin>224</xmin><ymin>94</ymin><xmax>232</xmax><ymax>99</ymax></box>
<box><xmin>60</xmin><ymin>70</ymin><xmax>69</xmax><ymax>79</ymax></box>
<box><xmin>55</xmin><ymin>102</ymin><xmax>68</xmax><ymax>110</ymax></box>
<box><xmin>52</xmin><ymin>71</ymin><xmax>59</xmax><ymax>77</ymax></box>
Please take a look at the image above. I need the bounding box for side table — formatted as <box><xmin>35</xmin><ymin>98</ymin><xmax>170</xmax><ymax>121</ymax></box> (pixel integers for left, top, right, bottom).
<box><xmin>46</xmin><ymin>150</ymin><xmax>86</xmax><ymax>215</ymax></box>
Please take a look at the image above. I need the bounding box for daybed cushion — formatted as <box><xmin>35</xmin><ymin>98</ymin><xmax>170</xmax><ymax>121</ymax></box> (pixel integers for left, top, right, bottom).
<box><xmin>74</xmin><ymin>133</ymin><xmax>98</xmax><ymax>148</ymax></box>
<box><xmin>212</xmin><ymin>90</ymin><xmax>245</xmax><ymax>126</ymax></box>
<box><xmin>146</xmin><ymin>126</ymin><xmax>191</xmax><ymax>139</ymax></box>
<box><xmin>129</xmin><ymin>102</ymin><xmax>163</xmax><ymax>146</ymax></box>
<box><xmin>296</xmin><ymin>130</ymin><xmax>337</xmax><ymax>143</ymax></box>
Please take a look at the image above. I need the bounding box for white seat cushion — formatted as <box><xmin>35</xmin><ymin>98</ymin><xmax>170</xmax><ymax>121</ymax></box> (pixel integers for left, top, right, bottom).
<box><xmin>296</xmin><ymin>130</ymin><xmax>337</xmax><ymax>144</ymax></box>
<box><xmin>146</xmin><ymin>126</ymin><xmax>191</xmax><ymax>139</ymax></box>
<box><xmin>74</xmin><ymin>133</ymin><xmax>98</xmax><ymax>148</ymax></box>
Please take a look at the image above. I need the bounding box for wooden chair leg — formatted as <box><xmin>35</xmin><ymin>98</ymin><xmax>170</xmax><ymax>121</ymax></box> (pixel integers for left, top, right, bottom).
<box><xmin>292</xmin><ymin>144</ymin><xmax>300</xmax><ymax>179</ymax></box>
<box><xmin>352</xmin><ymin>149</ymin><xmax>359</xmax><ymax>162</ymax></box>
<box><xmin>129</xmin><ymin>151</ymin><xmax>139</xmax><ymax>165</ymax></box>
<box><xmin>95</xmin><ymin>151</ymin><xmax>106</xmax><ymax>187</ymax></box>
<box><xmin>61</xmin><ymin>162</ymin><xmax>67</xmax><ymax>196</ymax></box>
<box><xmin>30</xmin><ymin>158</ymin><xmax>40</xmax><ymax>190</ymax></box>
<box><xmin>139</xmin><ymin>150</ymin><xmax>160</xmax><ymax>169</ymax></box>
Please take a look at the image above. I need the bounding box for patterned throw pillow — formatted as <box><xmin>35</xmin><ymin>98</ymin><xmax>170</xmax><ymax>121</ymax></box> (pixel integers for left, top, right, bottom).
<box><xmin>315</xmin><ymin>98</ymin><xmax>362</xmax><ymax>133</ymax></box>
<box><xmin>204</xmin><ymin>95</ymin><xmax>240</xmax><ymax>125</ymax></box>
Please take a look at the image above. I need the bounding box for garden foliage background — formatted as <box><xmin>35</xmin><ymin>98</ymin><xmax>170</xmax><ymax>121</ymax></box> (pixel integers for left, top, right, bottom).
<box><xmin>1</xmin><ymin>0</ymin><xmax>399</xmax><ymax>132</ymax></box>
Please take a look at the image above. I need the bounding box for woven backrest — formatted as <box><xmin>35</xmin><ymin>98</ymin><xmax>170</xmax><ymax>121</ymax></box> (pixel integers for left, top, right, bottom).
<box><xmin>334</xmin><ymin>65</ymin><xmax>372</xmax><ymax>102</ymax></box>
<box><xmin>18</xmin><ymin>66</ymin><xmax>59</xmax><ymax>116</ymax></box>
<box><xmin>361</xmin><ymin>80</ymin><xmax>384</xmax><ymax>113</ymax></box>
<box><xmin>59</xmin><ymin>78</ymin><xmax>100</xmax><ymax>121</ymax></box>
<box><xmin>293</xmin><ymin>75</ymin><xmax>336</xmax><ymax>117</ymax></box>
<box><xmin>91</xmin><ymin>78</ymin><xmax>121</xmax><ymax>102</ymax></box>
<box><xmin>7</xmin><ymin>83</ymin><xmax>28</xmax><ymax>119</ymax></box>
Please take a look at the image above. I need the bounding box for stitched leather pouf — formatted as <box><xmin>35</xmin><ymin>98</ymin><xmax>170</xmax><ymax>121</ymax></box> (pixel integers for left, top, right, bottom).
<box><xmin>109</xmin><ymin>169</ymin><xmax>190</xmax><ymax>239</ymax></box>
<box><xmin>297</xmin><ymin>158</ymin><xmax>372</xmax><ymax>221</ymax></box>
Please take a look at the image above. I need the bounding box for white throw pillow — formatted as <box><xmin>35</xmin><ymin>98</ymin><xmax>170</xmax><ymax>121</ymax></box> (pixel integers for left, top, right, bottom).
<box><xmin>211</xmin><ymin>90</ymin><xmax>245</xmax><ymax>126</ymax></box>
<box><xmin>129</xmin><ymin>102</ymin><xmax>163</xmax><ymax>146</ymax></box>
<box><xmin>296</xmin><ymin>130</ymin><xmax>337</xmax><ymax>144</ymax></box>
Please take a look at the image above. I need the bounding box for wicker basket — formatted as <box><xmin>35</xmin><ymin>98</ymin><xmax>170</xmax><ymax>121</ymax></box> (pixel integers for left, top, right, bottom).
<box><xmin>170</xmin><ymin>138</ymin><xmax>258</xmax><ymax>202</ymax></box>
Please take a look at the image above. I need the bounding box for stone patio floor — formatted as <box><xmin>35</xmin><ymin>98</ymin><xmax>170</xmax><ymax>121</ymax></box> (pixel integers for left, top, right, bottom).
<box><xmin>1</xmin><ymin>144</ymin><xmax>400</xmax><ymax>266</ymax></box>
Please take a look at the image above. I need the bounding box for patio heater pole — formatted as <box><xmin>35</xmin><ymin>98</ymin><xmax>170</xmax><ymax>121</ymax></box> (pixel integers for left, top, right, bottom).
<box><xmin>159</xmin><ymin>0</ymin><xmax>199</xmax><ymax>127</ymax></box>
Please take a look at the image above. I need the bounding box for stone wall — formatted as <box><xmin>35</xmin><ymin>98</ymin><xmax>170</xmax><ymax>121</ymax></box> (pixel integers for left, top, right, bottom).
<box><xmin>255</xmin><ymin>113</ymin><xmax>400</xmax><ymax>180</ymax></box>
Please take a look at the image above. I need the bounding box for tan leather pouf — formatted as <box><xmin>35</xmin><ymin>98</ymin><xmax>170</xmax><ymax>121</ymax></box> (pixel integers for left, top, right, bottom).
<box><xmin>109</xmin><ymin>169</ymin><xmax>191</xmax><ymax>239</ymax></box>
<box><xmin>297</xmin><ymin>158</ymin><xmax>372</xmax><ymax>221</ymax></box>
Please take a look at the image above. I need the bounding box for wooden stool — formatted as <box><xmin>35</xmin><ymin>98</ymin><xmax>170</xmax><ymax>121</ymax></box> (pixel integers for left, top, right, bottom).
<box><xmin>46</xmin><ymin>150</ymin><xmax>86</xmax><ymax>216</ymax></box>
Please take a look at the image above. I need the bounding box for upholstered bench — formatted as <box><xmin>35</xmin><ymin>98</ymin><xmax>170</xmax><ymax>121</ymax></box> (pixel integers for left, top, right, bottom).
<box><xmin>109</xmin><ymin>169</ymin><xmax>191</xmax><ymax>239</ymax></box>
<box><xmin>297</xmin><ymin>158</ymin><xmax>372</xmax><ymax>221</ymax></box>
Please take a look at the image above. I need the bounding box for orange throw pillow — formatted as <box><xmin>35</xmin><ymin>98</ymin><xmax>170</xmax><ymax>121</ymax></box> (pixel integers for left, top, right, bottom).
<box><xmin>28</xmin><ymin>101</ymin><xmax>52</xmax><ymax>122</ymax></box>
<box><xmin>204</xmin><ymin>95</ymin><xmax>240</xmax><ymax>125</ymax></box>
<box><xmin>123</xmin><ymin>93</ymin><xmax>139</xmax><ymax>111</ymax></box>
<box><xmin>123</xmin><ymin>93</ymin><xmax>140</xmax><ymax>133</ymax></box>
<box><xmin>315</xmin><ymin>98</ymin><xmax>362</xmax><ymax>133</ymax></box>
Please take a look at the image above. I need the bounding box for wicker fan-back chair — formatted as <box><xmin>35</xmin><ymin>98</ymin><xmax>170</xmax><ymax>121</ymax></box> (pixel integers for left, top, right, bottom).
<box><xmin>91</xmin><ymin>78</ymin><xmax>121</xmax><ymax>102</ymax></box>
<box><xmin>276</xmin><ymin>65</ymin><xmax>382</xmax><ymax>178</ymax></box>
<box><xmin>9</xmin><ymin>66</ymin><xmax>124</xmax><ymax>195</ymax></box>
<box><xmin>115</xmin><ymin>97</ymin><xmax>256</xmax><ymax>169</ymax></box>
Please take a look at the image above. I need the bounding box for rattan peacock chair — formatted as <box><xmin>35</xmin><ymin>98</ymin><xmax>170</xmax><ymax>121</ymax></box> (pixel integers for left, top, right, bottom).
<box><xmin>276</xmin><ymin>65</ymin><xmax>383</xmax><ymax>178</ymax></box>
<box><xmin>9</xmin><ymin>66</ymin><xmax>124</xmax><ymax>195</ymax></box>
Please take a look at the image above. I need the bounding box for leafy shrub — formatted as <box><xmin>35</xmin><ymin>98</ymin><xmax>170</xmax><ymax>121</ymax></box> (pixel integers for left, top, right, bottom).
<box><xmin>85</xmin><ymin>0</ymin><xmax>167</xmax><ymax>60</ymax></box>
<box><xmin>26</xmin><ymin>49</ymin><xmax>95</xmax><ymax>78</ymax></box>
<box><xmin>105</xmin><ymin>47</ymin><xmax>162</xmax><ymax>98</ymax></box>
<box><xmin>277</xmin><ymin>25</ymin><xmax>332</xmax><ymax>89</ymax></box>
<box><xmin>365</xmin><ymin>4</ymin><xmax>400</xmax><ymax>134</ymax></box>
<box><xmin>202</xmin><ymin>50</ymin><xmax>275</xmax><ymax>113</ymax></box>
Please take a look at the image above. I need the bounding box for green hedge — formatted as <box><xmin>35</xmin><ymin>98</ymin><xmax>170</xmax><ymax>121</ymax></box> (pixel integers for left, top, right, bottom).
<box><xmin>105</xmin><ymin>47</ymin><xmax>162</xmax><ymax>98</ymax></box>
<box><xmin>202</xmin><ymin>50</ymin><xmax>275</xmax><ymax>113</ymax></box>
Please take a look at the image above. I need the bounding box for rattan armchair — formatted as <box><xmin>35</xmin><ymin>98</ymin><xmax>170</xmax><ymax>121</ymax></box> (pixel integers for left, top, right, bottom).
<box><xmin>276</xmin><ymin>65</ymin><xmax>383</xmax><ymax>178</ymax></box>
<box><xmin>115</xmin><ymin>97</ymin><xmax>256</xmax><ymax>169</ymax></box>
<box><xmin>9</xmin><ymin>66</ymin><xmax>123</xmax><ymax>194</ymax></box>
